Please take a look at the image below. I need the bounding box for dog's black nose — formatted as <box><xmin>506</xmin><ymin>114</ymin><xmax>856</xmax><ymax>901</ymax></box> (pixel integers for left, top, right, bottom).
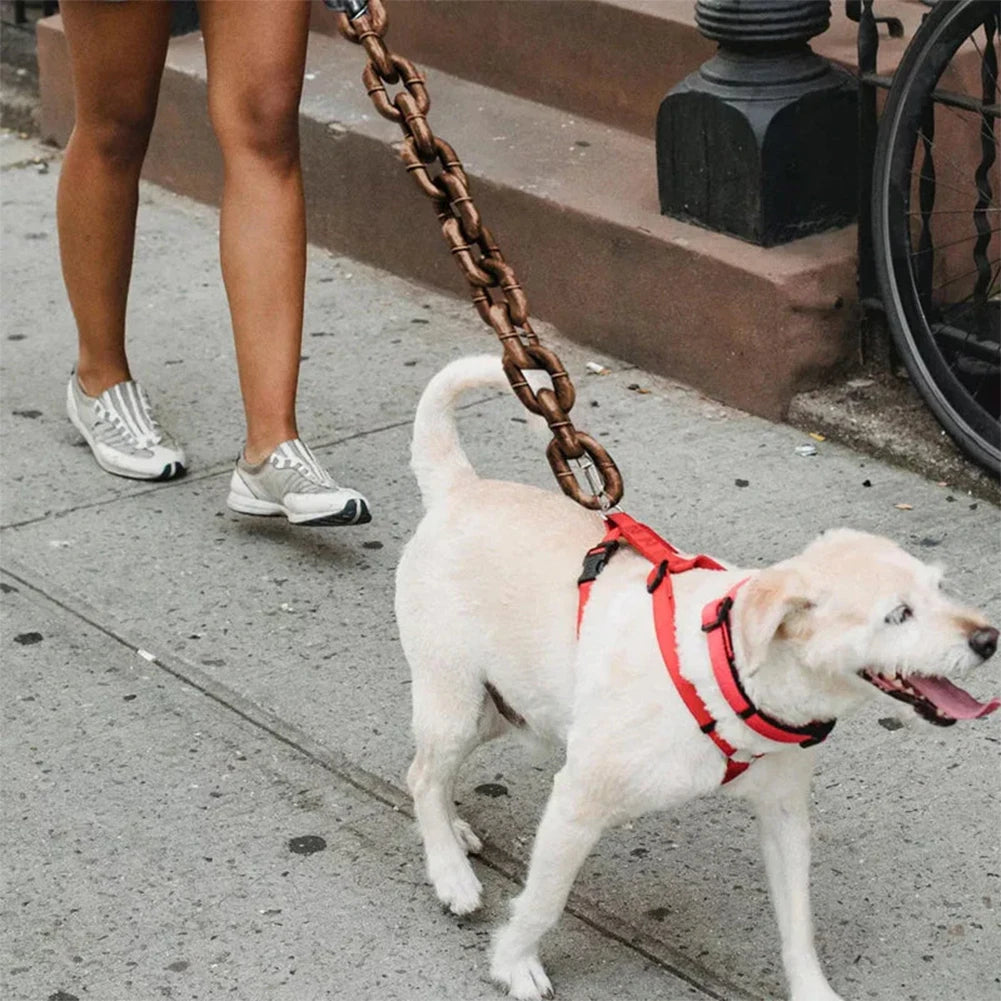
<box><xmin>969</xmin><ymin>627</ymin><xmax>999</xmax><ymax>660</ymax></box>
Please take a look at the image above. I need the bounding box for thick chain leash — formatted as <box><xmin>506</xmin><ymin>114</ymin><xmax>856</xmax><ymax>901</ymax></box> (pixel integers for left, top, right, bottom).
<box><xmin>328</xmin><ymin>0</ymin><xmax>623</xmax><ymax>511</ymax></box>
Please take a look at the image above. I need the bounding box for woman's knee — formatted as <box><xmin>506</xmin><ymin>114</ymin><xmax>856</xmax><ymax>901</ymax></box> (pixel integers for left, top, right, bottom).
<box><xmin>210</xmin><ymin>84</ymin><xmax>302</xmax><ymax>171</ymax></box>
<box><xmin>73</xmin><ymin>105</ymin><xmax>157</xmax><ymax>171</ymax></box>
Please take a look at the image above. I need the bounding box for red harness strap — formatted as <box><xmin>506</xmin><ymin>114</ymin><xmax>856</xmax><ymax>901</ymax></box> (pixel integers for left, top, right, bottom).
<box><xmin>576</xmin><ymin>513</ymin><xmax>834</xmax><ymax>784</ymax></box>
<box><xmin>576</xmin><ymin>529</ymin><xmax>624</xmax><ymax>633</ymax></box>
<box><xmin>702</xmin><ymin>586</ymin><xmax>835</xmax><ymax>749</ymax></box>
<box><xmin>653</xmin><ymin>577</ymin><xmax>753</xmax><ymax>785</ymax></box>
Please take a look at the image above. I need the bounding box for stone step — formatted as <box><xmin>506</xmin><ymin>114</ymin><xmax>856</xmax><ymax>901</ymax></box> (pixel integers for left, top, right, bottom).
<box><xmin>0</xmin><ymin>19</ymin><xmax>41</xmax><ymax>134</ymax></box>
<box><xmin>37</xmin><ymin>17</ymin><xmax>855</xmax><ymax>422</ymax></box>
<box><xmin>310</xmin><ymin>0</ymin><xmax>927</xmax><ymax>138</ymax></box>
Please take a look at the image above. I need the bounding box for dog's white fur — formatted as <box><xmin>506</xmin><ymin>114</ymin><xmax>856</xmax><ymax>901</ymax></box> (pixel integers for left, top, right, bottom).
<box><xmin>395</xmin><ymin>355</ymin><xmax>996</xmax><ymax>1001</ymax></box>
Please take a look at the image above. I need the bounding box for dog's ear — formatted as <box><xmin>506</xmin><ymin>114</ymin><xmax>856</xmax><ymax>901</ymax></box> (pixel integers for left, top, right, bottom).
<box><xmin>734</xmin><ymin>566</ymin><xmax>814</xmax><ymax>676</ymax></box>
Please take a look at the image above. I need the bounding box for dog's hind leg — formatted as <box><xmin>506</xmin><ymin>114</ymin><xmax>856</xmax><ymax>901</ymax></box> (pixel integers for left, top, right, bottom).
<box><xmin>745</xmin><ymin>754</ymin><xmax>845</xmax><ymax>1001</ymax></box>
<box><xmin>490</xmin><ymin>765</ymin><xmax>606</xmax><ymax>1001</ymax></box>
<box><xmin>408</xmin><ymin>676</ymin><xmax>506</xmax><ymax>915</ymax></box>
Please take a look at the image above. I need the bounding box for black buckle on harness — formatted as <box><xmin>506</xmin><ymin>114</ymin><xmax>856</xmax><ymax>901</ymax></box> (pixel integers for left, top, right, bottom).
<box><xmin>578</xmin><ymin>540</ymin><xmax>620</xmax><ymax>585</ymax></box>
<box><xmin>797</xmin><ymin>720</ymin><xmax>837</xmax><ymax>747</ymax></box>
<box><xmin>646</xmin><ymin>560</ymin><xmax>669</xmax><ymax>593</ymax></box>
<box><xmin>701</xmin><ymin>595</ymin><xmax>734</xmax><ymax>632</ymax></box>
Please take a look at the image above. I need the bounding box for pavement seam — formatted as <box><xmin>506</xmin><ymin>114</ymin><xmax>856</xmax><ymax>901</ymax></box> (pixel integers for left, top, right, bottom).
<box><xmin>1</xmin><ymin>557</ymin><xmax>751</xmax><ymax>1001</ymax></box>
<box><xmin>0</xmin><ymin>152</ymin><xmax>56</xmax><ymax>173</ymax></box>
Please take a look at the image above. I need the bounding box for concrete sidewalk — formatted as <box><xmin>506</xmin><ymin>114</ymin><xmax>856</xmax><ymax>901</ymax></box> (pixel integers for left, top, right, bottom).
<box><xmin>1</xmin><ymin>132</ymin><xmax>999</xmax><ymax>1001</ymax></box>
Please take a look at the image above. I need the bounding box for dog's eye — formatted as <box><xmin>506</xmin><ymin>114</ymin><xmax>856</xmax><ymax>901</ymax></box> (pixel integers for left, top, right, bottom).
<box><xmin>885</xmin><ymin>604</ymin><xmax>913</xmax><ymax>625</ymax></box>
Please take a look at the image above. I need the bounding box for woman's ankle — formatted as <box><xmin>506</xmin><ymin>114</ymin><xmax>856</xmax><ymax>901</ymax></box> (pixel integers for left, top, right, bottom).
<box><xmin>75</xmin><ymin>363</ymin><xmax>132</xmax><ymax>398</ymax></box>
<box><xmin>243</xmin><ymin>429</ymin><xmax>299</xmax><ymax>465</ymax></box>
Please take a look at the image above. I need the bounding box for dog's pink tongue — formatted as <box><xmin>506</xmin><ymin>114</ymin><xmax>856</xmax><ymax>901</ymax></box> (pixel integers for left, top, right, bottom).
<box><xmin>909</xmin><ymin>676</ymin><xmax>1001</xmax><ymax>719</ymax></box>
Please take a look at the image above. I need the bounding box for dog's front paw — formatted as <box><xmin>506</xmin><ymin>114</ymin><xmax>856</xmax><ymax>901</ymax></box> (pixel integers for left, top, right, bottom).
<box><xmin>429</xmin><ymin>858</ymin><xmax>482</xmax><ymax>915</ymax></box>
<box><xmin>490</xmin><ymin>952</ymin><xmax>553</xmax><ymax>1001</ymax></box>
<box><xmin>453</xmin><ymin>817</ymin><xmax>483</xmax><ymax>854</ymax></box>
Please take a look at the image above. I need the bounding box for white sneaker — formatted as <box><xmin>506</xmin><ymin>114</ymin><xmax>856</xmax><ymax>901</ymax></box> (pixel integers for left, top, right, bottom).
<box><xmin>226</xmin><ymin>438</ymin><xmax>371</xmax><ymax>526</ymax></box>
<box><xmin>66</xmin><ymin>375</ymin><xmax>187</xmax><ymax>480</ymax></box>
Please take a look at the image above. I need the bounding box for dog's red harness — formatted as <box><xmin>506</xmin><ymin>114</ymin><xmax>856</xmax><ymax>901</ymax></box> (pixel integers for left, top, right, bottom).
<box><xmin>576</xmin><ymin>514</ymin><xmax>834</xmax><ymax>784</ymax></box>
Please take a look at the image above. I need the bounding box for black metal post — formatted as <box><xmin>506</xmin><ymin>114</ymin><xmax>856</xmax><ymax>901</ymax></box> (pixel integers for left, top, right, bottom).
<box><xmin>170</xmin><ymin>1</ymin><xmax>199</xmax><ymax>36</ymax></box>
<box><xmin>853</xmin><ymin>0</ymin><xmax>884</xmax><ymax>305</ymax></box>
<box><xmin>656</xmin><ymin>0</ymin><xmax>857</xmax><ymax>247</ymax></box>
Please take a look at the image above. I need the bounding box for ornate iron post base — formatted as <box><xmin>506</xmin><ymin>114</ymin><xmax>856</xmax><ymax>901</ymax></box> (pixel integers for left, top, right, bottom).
<box><xmin>657</xmin><ymin>0</ymin><xmax>856</xmax><ymax>247</ymax></box>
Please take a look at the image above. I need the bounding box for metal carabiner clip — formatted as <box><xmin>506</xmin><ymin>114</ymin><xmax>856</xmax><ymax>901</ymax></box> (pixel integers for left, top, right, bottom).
<box><xmin>573</xmin><ymin>455</ymin><xmax>619</xmax><ymax>514</ymax></box>
<box><xmin>324</xmin><ymin>0</ymin><xmax>369</xmax><ymax>19</ymax></box>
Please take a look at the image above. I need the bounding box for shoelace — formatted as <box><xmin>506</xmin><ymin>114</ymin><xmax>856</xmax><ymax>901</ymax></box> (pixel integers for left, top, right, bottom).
<box><xmin>93</xmin><ymin>384</ymin><xmax>163</xmax><ymax>451</ymax></box>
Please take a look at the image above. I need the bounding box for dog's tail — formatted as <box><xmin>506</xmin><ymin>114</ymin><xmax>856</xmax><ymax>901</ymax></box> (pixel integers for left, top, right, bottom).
<box><xmin>411</xmin><ymin>354</ymin><xmax>510</xmax><ymax>509</ymax></box>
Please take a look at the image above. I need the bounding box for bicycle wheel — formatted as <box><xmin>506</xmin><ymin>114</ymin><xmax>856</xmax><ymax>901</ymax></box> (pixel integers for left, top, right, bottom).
<box><xmin>873</xmin><ymin>0</ymin><xmax>1000</xmax><ymax>475</ymax></box>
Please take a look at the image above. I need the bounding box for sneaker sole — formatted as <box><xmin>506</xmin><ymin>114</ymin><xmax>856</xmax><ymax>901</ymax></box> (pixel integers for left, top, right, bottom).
<box><xmin>67</xmin><ymin>385</ymin><xmax>186</xmax><ymax>482</ymax></box>
<box><xmin>226</xmin><ymin>492</ymin><xmax>371</xmax><ymax>526</ymax></box>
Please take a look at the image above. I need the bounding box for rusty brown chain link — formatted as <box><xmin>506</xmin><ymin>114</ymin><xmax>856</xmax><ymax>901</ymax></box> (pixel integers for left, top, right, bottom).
<box><xmin>332</xmin><ymin>0</ymin><xmax>623</xmax><ymax>511</ymax></box>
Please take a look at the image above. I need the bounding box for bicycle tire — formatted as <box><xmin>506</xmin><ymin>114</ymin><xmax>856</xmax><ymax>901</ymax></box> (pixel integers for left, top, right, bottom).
<box><xmin>872</xmin><ymin>0</ymin><xmax>1000</xmax><ymax>475</ymax></box>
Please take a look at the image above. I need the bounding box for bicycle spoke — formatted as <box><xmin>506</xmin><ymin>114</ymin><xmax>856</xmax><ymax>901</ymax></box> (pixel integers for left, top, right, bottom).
<box><xmin>932</xmin><ymin>323</ymin><xmax>1000</xmax><ymax>366</ymax></box>
<box><xmin>931</xmin><ymin>257</ymin><xmax>1001</xmax><ymax>292</ymax></box>
<box><xmin>915</xmin><ymin>127</ymin><xmax>995</xmax><ymax>183</ymax></box>
<box><xmin>906</xmin><ymin>207</ymin><xmax>1001</xmax><ymax>216</ymax></box>
<box><xmin>943</xmin><ymin>264</ymin><xmax>1001</xmax><ymax>307</ymax></box>
<box><xmin>917</xmin><ymin>113</ymin><xmax>936</xmax><ymax>302</ymax></box>
<box><xmin>905</xmin><ymin>166</ymin><xmax>994</xmax><ymax>200</ymax></box>
<box><xmin>967</xmin><ymin>17</ymin><xmax>999</xmax><ymax>92</ymax></box>
<box><xmin>940</xmin><ymin>282</ymin><xmax>1001</xmax><ymax>329</ymax></box>
<box><xmin>909</xmin><ymin>226</ymin><xmax>1001</xmax><ymax>256</ymax></box>
<box><xmin>933</xmin><ymin>92</ymin><xmax>998</xmax><ymax>149</ymax></box>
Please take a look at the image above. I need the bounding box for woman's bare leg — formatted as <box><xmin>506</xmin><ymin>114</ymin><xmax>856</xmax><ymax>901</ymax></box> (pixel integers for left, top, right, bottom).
<box><xmin>57</xmin><ymin>0</ymin><xmax>172</xmax><ymax>397</ymax></box>
<box><xmin>198</xmin><ymin>0</ymin><xmax>311</xmax><ymax>463</ymax></box>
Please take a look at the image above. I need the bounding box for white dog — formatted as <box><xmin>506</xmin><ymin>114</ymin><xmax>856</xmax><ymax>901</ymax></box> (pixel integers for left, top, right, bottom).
<box><xmin>395</xmin><ymin>355</ymin><xmax>999</xmax><ymax>1001</ymax></box>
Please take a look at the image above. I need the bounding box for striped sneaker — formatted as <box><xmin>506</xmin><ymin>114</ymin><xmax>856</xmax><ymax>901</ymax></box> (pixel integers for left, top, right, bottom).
<box><xmin>226</xmin><ymin>438</ymin><xmax>371</xmax><ymax>526</ymax></box>
<box><xmin>66</xmin><ymin>375</ymin><xmax>186</xmax><ymax>480</ymax></box>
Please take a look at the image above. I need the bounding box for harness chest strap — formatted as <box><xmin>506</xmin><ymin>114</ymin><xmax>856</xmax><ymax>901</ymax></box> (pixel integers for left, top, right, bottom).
<box><xmin>576</xmin><ymin>513</ymin><xmax>834</xmax><ymax>784</ymax></box>
<box><xmin>654</xmin><ymin>579</ymin><xmax>753</xmax><ymax>784</ymax></box>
